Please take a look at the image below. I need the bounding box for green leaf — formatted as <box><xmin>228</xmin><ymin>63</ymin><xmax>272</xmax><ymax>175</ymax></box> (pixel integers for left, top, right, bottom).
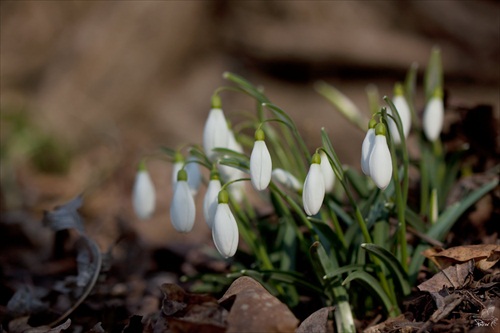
<box><xmin>320</xmin><ymin>128</ymin><xmax>344</xmax><ymax>181</ymax></box>
<box><xmin>342</xmin><ymin>270</ymin><xmax>394</xmax><ymax>315</ymax></box>
<box><xmin>404</xmin><ymin>62</ymin><xmax>419</xmax><ymax>127</ymax></box>
<box><xmin>223</xmin><ymin>72</ymin><xmax>270</xmax><ymax>103</ymax></box>
<box><xmin>361</xmin><ymin>243</ymin><xmax>411</xmax><ymax>296</ymax></box>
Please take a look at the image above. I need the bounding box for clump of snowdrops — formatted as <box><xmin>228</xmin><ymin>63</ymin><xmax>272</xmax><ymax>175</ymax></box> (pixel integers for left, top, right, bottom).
<box><xmin>132</xmin><ymin>48</ymin><xmax>498</xmax><ymax>331</ymax></box>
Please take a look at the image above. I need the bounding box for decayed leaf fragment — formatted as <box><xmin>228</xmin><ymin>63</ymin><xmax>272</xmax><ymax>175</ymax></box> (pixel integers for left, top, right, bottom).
<box><xmin>423</xmin><ymin>244</ymin><xmax>500</xmax><ymax>271</ymax></box>
<box><xmin>219</xmin><ymin>276</ymin><xmax>299</xmax><ymax>333</ymax></box>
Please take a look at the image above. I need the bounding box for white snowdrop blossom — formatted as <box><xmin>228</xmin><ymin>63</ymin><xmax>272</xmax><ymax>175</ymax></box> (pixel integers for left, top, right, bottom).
<box><xmin>203</xmin><ymin>172</ymin><xmax>221</xmax><ymax>229</ymax></box>
<box><xmin>369</xmin><ymin>124</ymin><xmax>393</xmax><ymax>190</ymax></box>
<box><xmin>361</xmin><ymin>119</ymin><xmax>377</xmax><ymax>176</ymax></box>
<box><xmin>250</xmin><ymin>128</ymin><xmax>272</xmax><ymax>191</ymax></box>
<box><xmin>170</xmin><ymin>169</ymin><xmax>196</xmax><ymax>233</ymax></box>
<box><xmin>203</xmin><ymin>105</ymin><xmax>230</xmax><ymax>161</ymax></box>
<box><xmin>212</xmin><ymin>190</ymin><xmax>239</xmax><ymax>258</ymax></box>
<box><xmin>185</xmin><ymin>156</ymin><xmax>202</xmax><ymax>195</ymax></box>
<box><xmin>423</xmin><ymin>92</ymin><xmax>444</xmax><ymax>142</ymax></box>
<box><xmin>303</xmin><ymin>153</ymin><xmax>325</xmax><ymax>216</ymax></box>
<box><xmin>132</xmin><ymin>163</ymin><xmax>156</xmax><ymax>220</ymax></box>
<box><xmin>387</xmin><ymin>84</ymin><xmax>411</xmax><ymax>144</ymax></box>
<box><xmin>320</xmin><ymin>151</ymin><xmax>335</xmax><ymax>193</ymax></box>
<box><xmin>271</xmin><ymin>168</ymin><xmax>302</xmax><ymax>191</ymax></box>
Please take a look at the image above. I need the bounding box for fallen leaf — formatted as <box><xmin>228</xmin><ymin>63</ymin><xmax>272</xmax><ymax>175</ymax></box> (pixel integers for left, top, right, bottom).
<box><xmin>296</xmin><ymin>306</ymin><xmax>334</xmax><ymax>333</ymax></box>
<box><xmin>417</xmin><ymin>260</ymin><xmax>474</xmax><ymax>293</ymax></box>
<box><xmin>424</xmin><ymin>244</ymin><xmax>500</xmax><ymax>270</ymax></box>
<box><xmin>219</xmin><ymin>276</ymin><xmax>299</xmax><ymax>333</ymax></box>
<box><xmin>42</xmin><ymin>196</ymin><xmax>85</xmax><ymax>233</ymax></box>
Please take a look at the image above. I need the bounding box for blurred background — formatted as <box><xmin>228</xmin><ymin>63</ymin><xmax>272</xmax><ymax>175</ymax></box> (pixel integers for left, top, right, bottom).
<box><xmin>1</xmin><ymin>1</ymin><xmax>499</xmax><ymax>248</ymax></box>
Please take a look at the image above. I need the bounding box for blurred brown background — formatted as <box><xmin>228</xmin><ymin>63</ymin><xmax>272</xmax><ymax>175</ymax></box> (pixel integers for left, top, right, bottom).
<box><xmin>1</xmin><ymin>1</ymin><xmax>499</xmax><ymax>247</ymax></box>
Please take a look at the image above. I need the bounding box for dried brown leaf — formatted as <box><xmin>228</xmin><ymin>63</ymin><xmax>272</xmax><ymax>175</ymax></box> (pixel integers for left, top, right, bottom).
<box><xmin>219</xmin><ymin>276</ymin><xmax>299</xmax><ymax>333</ymax></box>
<box><xmin>296</xmin><ymin>306</ymin><xmax>334</xmax><ymax>333</ymax></box>
<box><xmin>417</xmin><ymin>260</ymin><xmax>474</xmax><ymax>293</ymax></box>
<box><xmin>424</xmin><ymin>244</ymin><xmax>500</xmax><ymax>270</ymax></box>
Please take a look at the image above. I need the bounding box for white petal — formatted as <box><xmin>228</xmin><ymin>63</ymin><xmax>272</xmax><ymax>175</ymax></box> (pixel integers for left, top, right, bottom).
<box><xmin>171</xmin><ymin>162</ymin><xmax>183</xmax><ymax>187</ymax></box>
<box><xmin>228</xmin><ymin>129</ymin><xmax>244</xmax><ymax>153</ymax></box>
<box><xmin>320</xmin><ymin>152</ymin><xmax>335</xmax><ymax>193</ymax></box>
<box><xmin>250</xmin><ymin>140</ymin><xmax>272</xmax><ymax>191</ymax></box>
<box><xmin>185</xmin><ymin>157</ymin><xmax>202</xmax><ymax>195</ymax></box>
<box><xmin>302</xmin><ymin>164</ymin><xmax>325</xmax><ymax>216</ymax></box>
<box><xmin>361</xmin><ymin>128</ymin><xmax>375</xmax><ymax>176</ymax></box>
<box><xmin>369</xmin><ymin>135</ymin><xmax>393</xmax><ymax>190</ymax></box>
<box><xmin>423</xmin><ymin>97</ymin><xmax>444</xmax><ymax>142</ymax></box>
<box><xmin>203</xmin><ymin>179</ymin><xmax>221</xmax><ymax>228</ymax></box>
<box><xmin>387</xmin><ymin>96</ymin><xmax>411</xmax><ymax>144</ymax></box>
<box><xmin>170</xmin><ymin>180</ymin><xmax>196</xmax><ymax>233</ymax></box>
<box><xmin>212</xmin><ymin>203</ymin><xmax>239</xmax><ymax>258</ymax></box>
<box><xmin>271</xmin><ymin>168</ymin><xmax>302</xmax><ymax>191</ymax></box>
<box><xmin>132</xmin><ymin>170</ymin><xmax>156</xmax><ymax>219</ymax></box>
<box><xmin>203</xmin><ymin>108</ymin><xmax>230</xmax><ymax>160</ymax></box>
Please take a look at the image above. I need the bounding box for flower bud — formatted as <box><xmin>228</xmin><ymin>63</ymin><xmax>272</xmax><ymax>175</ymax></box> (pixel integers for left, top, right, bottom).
<box><xmin>320</xmin><ymin>152</ymin><xmax>335</xmax><ymax>193</ymax></box>
<box><xmin>203</xmin><ymin>171</ymin><xmax>221</xmax><ymax>229</ymax></box>
<box><xmin>423</xmin><ymin>90</ymin><xmax>444</xmax><ymax>142</ymax></box>
<box><xmin>303</xmin><ymin>153</ymin><xmax>325</xmax><ymax>216</ymax></box>
<box><xmin>361</xmin><ymin>119</ymin><xmax>377</xmax><ymax>176</ymax></box>
<box><xmin>387</xmin><ymin>83</ymin><xmax>411</xmax><ymax>144</ymax></box>
<box><xmin>203</xmin><ymin>107</ymin><xmax>230</xmax><ymax>160</ymax></box>
<box><xmin>170</xmin><ymin>169</ymin><xmax>196</xmax><ymax>233</ymax></box>
<box><xmin>250</xmin><ymin>129</ymin><xmax>272</xmax><ymax>191</ymax></box>
<box><xmin>369</xmin><ymin>124</ymin><xmax>393</xmax><ymax>190</ymax></box>
<box><xmin>132</xmin><ymin>162</ymin><xmax>156</xmax><ymax>220</ymax></box>
<box><xmin>212</xmin><ymin>190</ymin><xmax>239</xmax><ymax>258</ymax></box>
<box><xmin>185</xmin><ymin>155</ymin><xmax>202</xmax><ymax>195</ymax></box>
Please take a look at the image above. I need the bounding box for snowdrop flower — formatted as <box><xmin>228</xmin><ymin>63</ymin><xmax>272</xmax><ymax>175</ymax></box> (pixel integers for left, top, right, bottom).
<box><xmin>361</xmin><ymin>119</ymin><xmax>377</xmax><ymax>176</ymax></box>
<box><xmin>320</xmin><ymin>152</ymin><xmax>335</xmax><ymax>193</ymax></box>
<box><xmin>185</xmin><ymin>155</ymin><xmax>202</xmax><ymax>195</ymax></box>
<box><xmin>303</xmin><ymin>153</ymin><xmax>325</xmax><ymax>216</ymax></box>
<box><xmin>203</xmin><ymin>95</ymin><xmax>230</xmax><ymax>161</ymax></box>
<box><xmin>132</xmin><ymin>161</ymin><xmax>156</xmax><ymax>220</ymax></box>
<box><xmin>271</xmin><ymin>168</ymin><xmax>302</xmax><ymax>191</ymax></box>
<box><xmin>212</xmin><ymin>189</ymin><xmax>239</xmax><ymax>258</ymax></box>
<box><xmin>203</xmin><ymin>170</ymin><xmax>221</xmax><ymax>229</ymax></box>
<box><xmin>369</xmin><ymin>123</ymin><xmax>393</xmax><ymax>190</ymax></box>
<box><xmin>250</xmin><ymin>128</ymin><xmax>272</xmax><ymax>191</ymax></box>
<box><xmin>387</xmin><ymin>83</ymin><xmax>411</xmax><ymax>144</ymax></box>
<box><xmin>170</xmin><ymin>169</ymin><xmax>195</xmax><ymax>233</ymax></box>
<box><xmin>423</xmin><ymin>89</ymin><xmax>444</xmax><ymax>142</ymax></box>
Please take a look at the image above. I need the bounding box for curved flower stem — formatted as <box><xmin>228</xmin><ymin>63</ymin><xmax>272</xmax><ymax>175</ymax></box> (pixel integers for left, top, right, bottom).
<box><xmin>380</xmin><ymin>106</ymin><xmax>409</xmax><ymax>273</ymax></box>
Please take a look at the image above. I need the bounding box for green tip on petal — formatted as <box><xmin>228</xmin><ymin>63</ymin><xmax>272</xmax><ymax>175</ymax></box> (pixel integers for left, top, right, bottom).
<box><xmin>311</xmin><ymin>152</ymin><xmax>322</xmax><ymax>164</ymax></box>
<box><xmin>254</xmin><ymin>128</ymin><xmax>265</xmax><ymax>141</ymax></box>
<box><xmin>174</xmin><ymin>152</ymin><xmax>184</xmax><ymax>163</ymax></box>
<box><xmin>137</xmin><ymin>160</ymin><xmax>147</xmax><ymax>171</ymax></box>
<box><xmin>368</xmin><ymin>118</ymin><xmax>377</xmax><ymax>130</ymax></box>
<box><xmin>394</xmin><ymin>82</ymin><xmax>404</xmax><ymax>96</ymax></box>
<box><xmin>375</xmin><ymin>123</ymin><xmax>387</xmax><ymax>136</ymax></box>
<box><xmin>218</xmin><ymin>189</ymin><xmax>229</xmax><ymax>204</ymax></box>
<box><xmin>211</xmin><ymin>94</ymin><xmax>222</xmax><ymax>109</ymax></box>
<box><xmin>432</xmin><ymin>87</ymin><xmax>443</xmax><ymax>99</ymax></box>
<box><xmin>210</xmin><ymin>169</ymin><xmax>220</xmax><ymax>180</ymax></box>
<box><xmin>177</xmin><ymin>169</ymin><xmax>188</xmax><ymax>181</ymax></box>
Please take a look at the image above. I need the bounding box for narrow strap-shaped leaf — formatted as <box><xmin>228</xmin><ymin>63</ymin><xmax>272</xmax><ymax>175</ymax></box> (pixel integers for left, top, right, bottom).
<box><xmin>361</xmin><ymin>243</ymin><xmax>411</xmax><ymax>296</ymax></box>
<box><xmin>342</xmin><ymin>270</ymin><xmax>395</xmax><ymax>315</ymax></box>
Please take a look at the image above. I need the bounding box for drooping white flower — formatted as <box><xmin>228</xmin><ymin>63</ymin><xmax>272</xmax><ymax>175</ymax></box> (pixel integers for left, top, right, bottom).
<box><xmin>132</xmin><ymin>162</ymin><xmax>156</xmax><ymax>220</ymax></box>
<box><xmin>203</xmin><ymin>104</ymin><xmax>230</xmax><ymax>160</ymax></box>
<box><xmin>369</xmin><ymin>124</ymin><xmax>393</xmax><ymax>190</ymax></box>
<box><xmin>387</xmin><ymin>84</ymin><xmax>411</xmax><ymax>144</ymax></box>
<box><xmin>185</xmin><ymin>155</ymin><xmax>202</xmax><ymax>195</ymax></box>
<box><xmin>303</xmin><ymin>153</ymin><xmax>325</xmax><ymax>216</ymax></box>
<box><xmin>423</xmin><ymin>91</ymin><xmax>444</xmax><ymax>142</ymax></box>
<box><xmin>212</xmin><ymin>190</ymin><xmax>239</xmax><ymax>258</ymax></box>
<box><xmin>250</xmin><ymin>128</ymin><xmax>272</xmax><ymax>191</ymax></box>
<box><xmin>361</xmin><ymin>119</ymin><xmax>377</xmax><ymax>176</ymax></box>
<box><xmin>203</xmin><ymin>171</ymin><xmax>221</xmax><ymax>229</ymax></box>
<box><xmin>170</xmin><ymin>169</ymin><xmax>196</xmax><ymax>233</ymax></box>
<box><xmin>320</xmin><ymin>151</ymin><xmax>335</xmax><ymax>193</ymax></box>
<box><xmin>271</xmin><ymin>168</ymin><xmax>302</xmax><ymax>191</ymax></box>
